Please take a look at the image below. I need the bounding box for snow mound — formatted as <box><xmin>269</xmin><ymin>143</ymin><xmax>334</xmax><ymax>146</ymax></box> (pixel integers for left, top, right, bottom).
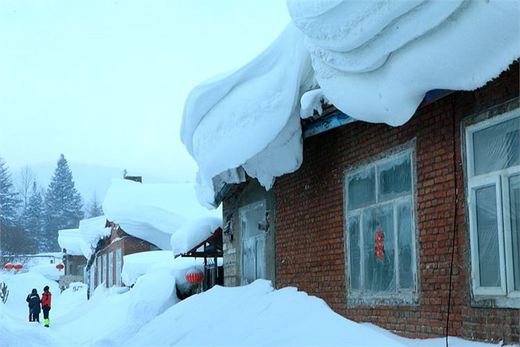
<box><xmin>170</xmin><ymin>216</ymin><xmax>221</xmax><ymax>256</ymax></box>
<box><xmin>129</xmin><ymin>279</ymin><xmax>405</xmax><ymax>347</ymax></box>
<box><xmin>121</xmin><ymin>250</ymin><xmax>203</xmax><ymax>286</ymax></box>
<box><xmin>29</xmin><ymin>264</ymin><xmax>62</xmax><ymax>282</ymax></box>
<box><xmin>103</xmin><ymin>179</ymin><xmax>220</xmax><ymax>249</ymax></box>
<box><xmin>181</xmin><ymin>0</ymin><xmax>520</xmax><ymax>206</ymax></box>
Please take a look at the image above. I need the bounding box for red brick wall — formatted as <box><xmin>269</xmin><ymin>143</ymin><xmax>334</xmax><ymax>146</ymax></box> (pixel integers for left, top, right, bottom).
<box><xmin>274</xmin><ymin>62</ymin><xmax>519</xmax><ymax>343</ymax></box>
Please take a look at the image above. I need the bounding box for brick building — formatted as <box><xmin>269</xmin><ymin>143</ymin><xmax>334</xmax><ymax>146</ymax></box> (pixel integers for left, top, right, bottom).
<box><xmin>218</xmin><ymin>62</ymin><xmax>519</xmax><ymax>343</ymax></box>
<box><xmin>89</xmin><ymin>221</ymin><xmax>159</xmax><ymax>290</ymax></box>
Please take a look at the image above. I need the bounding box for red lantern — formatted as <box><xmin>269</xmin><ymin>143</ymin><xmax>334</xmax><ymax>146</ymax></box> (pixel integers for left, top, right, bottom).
<box><xmin>4</xmin><ymin>263</ymin><xmax>13</xmax><ymax>271</ymax></box>
<box><xmin>185</xmin><ymin>269</ymin><xmax>204</xmax><ymax>284</ymax></box>
<box><xmin>56</xmin><ymin>264</ymin><xmax>64</xmax><ymax>271</ymax></box>
<box><xmin>13</xmin><ymin>264</ymin><xmax>23</xmax><ymax>271</ymax></box>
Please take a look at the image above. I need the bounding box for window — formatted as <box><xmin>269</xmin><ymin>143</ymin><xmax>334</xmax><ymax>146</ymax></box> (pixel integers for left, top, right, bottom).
<box><xmin>108</xmin><ymin>251</ymin><xmax>114</xmax><ymax>287</ymax></box>
<box><xmin>240</xmin><ymin>201</ymin><xmax>266</xmax><ymax>285</ymax></box>
<box><xmin>103</xmin><ymin>253</ymin><xmax>108</xmax><ymax>287</ymax></box>
<box><xmin>466</xmin><ymin>110</ymin><xmax>520</xmax><ymax>300</ymax></box>
<box><xmin>97</xmin><ymin>256</ymin><xmax>102</xmax><ymax>286</ymax></box>
<box><xmin>345</xmin><ymin>150</ymin><xmax>416</xmax><ymax>303</ymax></box>
<box><xmin>115</xmin><ymin>248</ymin><xmax>122</xmax><ymax>286</ymax></box>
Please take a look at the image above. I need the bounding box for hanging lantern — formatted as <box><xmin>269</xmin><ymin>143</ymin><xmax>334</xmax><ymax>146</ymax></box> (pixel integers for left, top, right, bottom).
<box><xmin>56</xmin><ymin>264</ymin><xmax>64</xmax><ymax>271</ymax></box>
<box><xmin>13</xmin><ymin>264</ymin><xmax>23</xmax><ymax>271</ymax></box>
<box><xmin>185</xmin><ymin>269</ymin><xmax>204</xmax><ymax>284</ymax></box>
<box><xmin>3</xmin><ymin>263</ymin><xmax>14</xmax><ymax>271</ymax></box>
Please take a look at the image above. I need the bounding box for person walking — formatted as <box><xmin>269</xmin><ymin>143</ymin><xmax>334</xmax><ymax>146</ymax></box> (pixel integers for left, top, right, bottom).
<box><xmin>25</xmin><ymin>289</ymin><xmax>41</xmax><ymax>322</ymax></box>
<box><xmin>41</xmin><ymin>286</ymin><xmax>52</xmax><ymax>327</ymax></box>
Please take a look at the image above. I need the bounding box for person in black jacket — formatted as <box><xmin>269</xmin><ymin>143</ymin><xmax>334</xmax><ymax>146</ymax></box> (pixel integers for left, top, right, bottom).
<box><xmin>25</xmin><ymin>288</ymin><xmax>41</xmax><ymax>322</ymax></box>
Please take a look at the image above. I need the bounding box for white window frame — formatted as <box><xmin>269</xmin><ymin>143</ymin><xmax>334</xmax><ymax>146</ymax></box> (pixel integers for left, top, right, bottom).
<box><xmin>466</xmin><ymin>109</ymin><xmax>520</xmax><ymax>302</ymax></box>
<box><xmin>239</xmin><ymin>200</ymin><xmax>266</xmax><ymax>285</ymax></box>
<box><xmin>345</xmin><ymin>149</ymin><xmax>417</xmax><ymax>304</ymax></box>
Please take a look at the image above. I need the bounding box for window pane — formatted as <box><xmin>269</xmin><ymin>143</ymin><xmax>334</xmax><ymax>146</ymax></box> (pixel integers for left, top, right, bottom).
<box><xmin>242</xmin><ymin>238</ymin><xmax>256</xmax><ymax>284</ymax></box>
<box><xmin>473</xmin><ymin>117</ymin><xmax>520</xmax><ymax>176</ymax></box>
<box><xmin>348</xmin><ymin>167</ymin><xmax>375</xmax><ymax>210</ymax></box>
<box><xmin>348</xmin><ymin>216</ymin><xmax>361</xmax><ymax>290</ymax></box>
<box><xmin>378</xmin><ymin>155</ymin><xmax>412</xmax><ymax>201</ymax></box>
<box><xmin>510</xmin><ymin>175</ymin><xmax>520</xmax><ymax>291</ymax></box>
<box><xmin>475</xmin><ymin>185</ymin><xmax>501</xmax><ymax>287</ymax></box>
<box><xmin>256</xmin><ymin>236</ymin><xmax>266</xmax><ymax>280</ymax></box>
<box><xmin>362</xmin><ymin>204</ymin><xmax>395</xmax><ymax>293</ymax></box>
<box><xmin>397</xmin><ymin>201</ymin><xmax>414</xmax><ymax>289</ymax></box>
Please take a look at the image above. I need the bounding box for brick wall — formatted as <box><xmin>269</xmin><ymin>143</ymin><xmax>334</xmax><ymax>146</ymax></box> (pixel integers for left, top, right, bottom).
<box><xmin>274</xmin><ymin>62</ymin><xmax>519</xmax><ymax>343</ymax></box>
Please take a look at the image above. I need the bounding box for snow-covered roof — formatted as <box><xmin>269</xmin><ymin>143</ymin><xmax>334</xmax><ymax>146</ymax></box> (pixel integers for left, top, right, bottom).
<box><xmin>78</xmin><ymin>216</ymin><xmax>111</xmax><ymax>259</ymax></box>
<box><xmin>103</xmin><ymin>179</ymin><xmax>220</xmax><ymax>251</ymax></box>
<box><xmin>58</xmin><ymin>228</ymin><xmax>85</xmax><ymax>257</ymax></box>
<box><xmin>181</xmin><ymin>0</ymin><xmax>520</xmax><ymax>207</ymax></box>
<box><xmin>170</xmin><ymin>217</ymin><xmax>221</xmax><ymax>256</ymax></box>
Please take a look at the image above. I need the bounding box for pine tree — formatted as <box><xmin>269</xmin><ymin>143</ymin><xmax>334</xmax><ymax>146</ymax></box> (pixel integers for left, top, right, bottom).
<box><xmin>87</xmin><ymin>192</ymin><xmax>103</xmax><ymax>218</ymax></box>
<box><xmin>0</xmin><ymin>158</ymin><xmax>20</xmax><ymax>227</ymax></box>
<box><xmin>43</xmin><ymin>154</ymin><xmax>84</xmax><ymax>251</ymax></box>
<box><xmin>22</xmin><ymin>182</ymin><xmax>45</xmax><ymax>252</ymax></box>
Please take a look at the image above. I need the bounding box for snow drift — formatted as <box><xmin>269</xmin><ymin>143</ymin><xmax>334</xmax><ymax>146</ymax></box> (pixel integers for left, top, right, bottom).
<box><xmin>181</xmin><ymin>0</ymin><xmax>520</xmax><ymax>206</ymax></box>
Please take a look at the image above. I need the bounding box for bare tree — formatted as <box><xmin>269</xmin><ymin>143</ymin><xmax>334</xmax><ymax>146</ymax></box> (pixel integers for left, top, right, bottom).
<box><xmin>17</xmin><ymin>166</ymin><xmax>35</xmax><ymax>211</ymax></box>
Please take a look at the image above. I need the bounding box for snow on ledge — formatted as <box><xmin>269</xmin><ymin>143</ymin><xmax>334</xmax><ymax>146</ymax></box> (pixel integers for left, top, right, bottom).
<box><xmin>58</xmin><ymin>228</ymin><xmax>85</xmax><ymax>257</ymax></box>
<box><xmin>181</xmin><ymin>0</ymin><xmax>520</xmax><ymax>207</ymax></box>
<box><xmin>170</xmin><ymin>217</ymin><xmax>221</xmax><ymax>256</ymax></box>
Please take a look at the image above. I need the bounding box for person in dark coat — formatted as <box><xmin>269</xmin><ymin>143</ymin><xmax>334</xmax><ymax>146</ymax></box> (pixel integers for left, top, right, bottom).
<box><xmin>41</xmin><ymin>285</ymin><xmax>52</xmax><ymax>327</ymax></box>
<box><xmin>25</xmin><ymin>288</ymin><xmax>41</xmax><ymax>322</ymax></box>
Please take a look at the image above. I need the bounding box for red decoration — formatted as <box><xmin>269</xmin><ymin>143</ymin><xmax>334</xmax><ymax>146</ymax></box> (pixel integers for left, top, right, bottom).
<box><xmin>375</xmin><ymin>229</ymin><xmax>385</xmax><ymax>260</ymax></box>
<box><xmin>13</xmin><ymin>264</ymin><xmax>23</xmax><ymax>271</ymax></box>
<box><xmin>4</xmin><ymin>263</ymin><xmax>14</xmax><ymax>270</ymax></box>
<box><xmin>56</xmin><ymin>264</ymin><xmax>64</xmax><ymax>271</ymax></box>
<box><xmin>185</xmin><ymin>269</ymin><xmax>204</xmax><ymax>284</ymax></box>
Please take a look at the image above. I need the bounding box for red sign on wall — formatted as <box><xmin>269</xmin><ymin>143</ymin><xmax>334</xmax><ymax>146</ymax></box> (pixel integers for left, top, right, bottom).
<box><xmin>375</xmin><ymin>229</ymin><xmax>384</xmax><ymax>260</ymax></box>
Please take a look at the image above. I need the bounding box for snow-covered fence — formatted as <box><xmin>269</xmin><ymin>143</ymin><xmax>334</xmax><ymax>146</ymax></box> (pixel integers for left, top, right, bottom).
<box><xmin>0</xmin><ymin>282</ymin><xmax>9</xmax><ymax>304</ymax></box>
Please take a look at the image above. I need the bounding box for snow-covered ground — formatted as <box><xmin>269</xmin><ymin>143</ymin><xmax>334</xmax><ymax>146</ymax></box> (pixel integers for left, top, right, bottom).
<box><xmin>0</xmin><ymin>266</ymin><xmax>505</xmax><ymax>347</ymax></box>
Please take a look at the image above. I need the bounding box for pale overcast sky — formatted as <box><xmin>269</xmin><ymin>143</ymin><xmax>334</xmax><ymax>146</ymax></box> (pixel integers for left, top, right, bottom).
<box><xmin>0</xmin><ymin>0</ymin><xmax>290</xmax><ymax>182</ymax></box>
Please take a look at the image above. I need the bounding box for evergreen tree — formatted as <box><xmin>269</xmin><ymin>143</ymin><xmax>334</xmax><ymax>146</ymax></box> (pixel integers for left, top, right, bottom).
<box><xmin>0</xmin><ymin>158</ymin><xmax>20</xmax><ymax>227</ymax></box>
<box><xmin>43</xmin><ymin>154</ymin><xmax>84</xmax><ymax>251</ymax></box>
<box><xmin>87</xmin><ymin>192</ymin><xmax>103</xmax><ymax>218</ymax></box>
<box><xmin>22</xmin><ymin>182</ymin><xmax>45</xmax><ymax>252</ymax></box>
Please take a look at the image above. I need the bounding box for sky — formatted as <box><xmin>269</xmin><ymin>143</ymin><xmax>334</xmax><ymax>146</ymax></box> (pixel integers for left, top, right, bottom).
<box><xmin>0</xmin><ymin>0</ymin><xmax>290</xmax><ymax>182</ymax></box>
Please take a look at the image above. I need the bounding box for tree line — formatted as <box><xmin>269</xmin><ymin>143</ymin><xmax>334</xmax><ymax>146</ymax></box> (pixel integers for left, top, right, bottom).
<box><xmin>0</xmin><ymin>154</ymin><xmax>103</xmax><ymax>255</ymax></box>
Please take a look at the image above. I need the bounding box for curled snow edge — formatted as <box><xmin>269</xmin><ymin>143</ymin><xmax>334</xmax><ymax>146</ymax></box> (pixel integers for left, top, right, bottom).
<box><xmin>181</xmin><ymin>0</ymin><xmax>520</xmax><ymax>208</ymax></box>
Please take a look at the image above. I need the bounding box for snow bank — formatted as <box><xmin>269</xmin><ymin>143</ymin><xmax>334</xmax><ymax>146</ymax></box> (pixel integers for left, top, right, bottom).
<box><xmin>181</xmin><ymin>0</ymin><xmax>520</xmax><ymax>206</ymax></box>
<box><xmin>78</xmin><ymin>216</ymin><xmax>111</xmax><ymax>258</ymax></box>
<box><xmin>28</xmin><ymin>264</ymin><xmax>62</xmax><ymax>282</ymax></box>
<box><xmin>57</xmin><ymin>228</ymin><xmax>84</xmax><ymax>256</ymax></box>
<box><xmin>181</xmin><ymin>24</ymin><xmax>314</xmax><ymax>207</ymax></box>
<box><xmin>103</xmin><ymin>179</ymin><xmax>220</xmax><ymax>249</ymax></box>
<box><xmin>170</xmin><ymin>216</ymin><xmax>221</xmax><ymax>255</ymax></box>
<box><xmin>130</xmin><ymin>280</ymin><xmax>403</xmax><ymax>347</ymax></box>
<box><xmin>121</xmin><ymin>250</ymin><xmax>203</xmax><ymax>286</ymax></box>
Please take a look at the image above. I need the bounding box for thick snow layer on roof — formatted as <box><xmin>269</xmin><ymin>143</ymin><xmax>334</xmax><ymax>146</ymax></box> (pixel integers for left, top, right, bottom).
<box><xmin>78</xmin><ymin>216</ymin><xmax>111</xmax><ymax>258</ymax></box>
<box><xmin>181</xmin><ymin>0</ymin><xmax>520</xmax><ymax>206</ymax></box>
<box><xmin>181</xmin><ymin>24</ymin><xmax>314</xmax><ymax>207</ymax></box>
<box><xmin>103</xmin><ymin>179</ymin><xmax>219</xmax><ymax>250</ymax></box>
<box><xmin>58</xmin><ymin>228</ymin><xmax>85</xmax><ymax>257</ymax></box>
<box><xmin>170</xmin><ymin>216</ymin><xmax>222</xmax><ymax>256</ymax></box>
<box><xmin>289</xmin><ymin>0</ymin><xmax>520</xmax><ymax>126</ymax></box>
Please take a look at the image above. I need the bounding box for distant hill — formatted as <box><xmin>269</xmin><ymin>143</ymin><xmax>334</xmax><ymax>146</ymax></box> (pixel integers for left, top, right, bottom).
<box><xmin>12</xmin><ymin>162</ymin><xmax>192</xmax><ymax>207</ymax></box>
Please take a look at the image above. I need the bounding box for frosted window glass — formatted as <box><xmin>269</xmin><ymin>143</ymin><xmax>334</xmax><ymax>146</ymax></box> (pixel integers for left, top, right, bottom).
<box><xmin>397</xmin><ymin>201</ymin><xmax>413</xmax><ymax>289</ymax></box>
<box><xmin>473</xmin><ymin>117</ymin><xmax>520</xmax><ymax>176</ymax></box>
<box><xmin>242</xmin><ymin>238</ymin><xmax>256</xmax><ymax>284</ymax></box>
<box><xmin>108</xmin><ymin>252</ymin><xmax>114</xmax><ymax>287</ymax></box>
<box><xmin>348</xmin><ymin>168</ymin><xmax>375</xmax><ymax>209</ymax></box>
<box><xmin>256</xmin><ymin>237</ymin><xmax>266</xmax><ymax>280</ymax></box>
<box><xmin>115</xmin><ymin>249</ymin><xmax>122</xmax><ymax>287</ymax></box>
<box><xmin>103</xmin><ymin>254</ymin><xmax>108</xmax><ymax>286</ymax></box>
<box><xmin>378</xmin><ymin>156</ymin><xmax>412</xmax><ymax>201</ymax></box>
<box><xmin>475</xmin><ymin>185</ymin><xmax>501</xmax><ymax>287</ymax></box>
<box><xmin>510</xmin><ymin>175</ymin><xmax>520</xmax><ymax>291</ymax></box>
<box><xmin>348</xmin><ymin>216</ymin><xmax>361</xmax><ymax>290</ymax></box>
<box><xmin>240</xmin><ymin>202</ymin><xmax>267</xmax><ymax>284</ymax></box>
<box><xmin>362</xmin><ymin>204</ymin><xmax>395</xmax><ymax>293</ymax></box>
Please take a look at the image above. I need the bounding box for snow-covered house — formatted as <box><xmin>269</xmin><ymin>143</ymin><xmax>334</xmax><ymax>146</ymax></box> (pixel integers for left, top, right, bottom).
<box><xmin>86</xmin><ymin>179</ymin><xmax>221</xmax><ymax>291</ymax></box>
<box><xmin>58</xmin><ymin>228</ymin><xmax>88</xmax><ymax>288</ymax></box>
<box><xmin>181</xmin><ymin>1</ymin><xmax>520</xmax><ymax>344</ymax></box>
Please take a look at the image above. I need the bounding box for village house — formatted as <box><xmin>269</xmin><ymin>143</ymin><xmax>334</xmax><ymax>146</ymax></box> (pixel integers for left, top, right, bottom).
<box><xmin>180</xmin><ymin>4</ymin><xmax>520</xmax><ymax>344</ymax></box>
<box><xmin>57</xmin><ymin>228</ymin><xmax>88</xmax><ymax>289</ymax></box>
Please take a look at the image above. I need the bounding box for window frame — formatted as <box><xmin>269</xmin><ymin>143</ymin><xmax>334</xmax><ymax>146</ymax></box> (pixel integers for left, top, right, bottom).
<box><xmin>344</xmin><ymin>148</ymin><xmax>418</xmax><ymax>305</ymax></box>
<box><xmin>465</xmin><ymin>108</ymin><xmax>520</xmax><ymax>302</ymax></box>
